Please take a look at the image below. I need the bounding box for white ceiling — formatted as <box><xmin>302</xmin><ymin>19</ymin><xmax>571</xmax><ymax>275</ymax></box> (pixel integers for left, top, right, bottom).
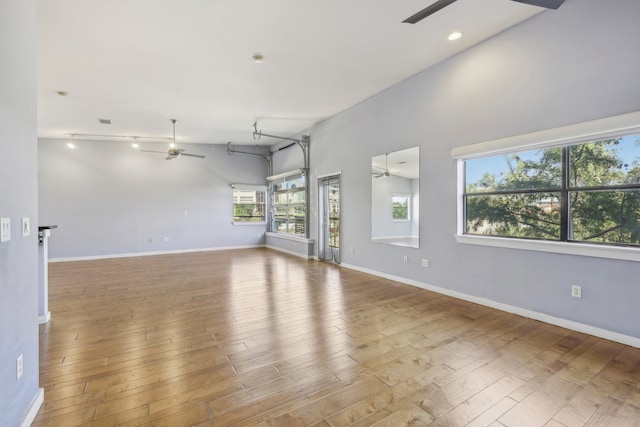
<box><xmin>372</xmin><ymin>147</ymin><xmax>420</xmax><ymax>180</ymax></box>
<box><xmin>37</xmin><ymin>0</ymin><xmax>544</xmax><ymax>146</ymax></box>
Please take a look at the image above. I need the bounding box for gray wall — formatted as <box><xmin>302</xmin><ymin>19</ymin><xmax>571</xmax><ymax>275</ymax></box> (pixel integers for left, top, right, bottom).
<box><xmin>39</xmin><ymin>140</ymin><xmax>269</xmax><ymax>259</ymax></box>
<box><xmin>0</xmin><ymin>0</ymin><xmax>41</xmax><ymax>425</ymax></box>
<box><xmin>306</xmin><ymin>0</ymin><xmax>640</xmax><ymax>339</ymax></box>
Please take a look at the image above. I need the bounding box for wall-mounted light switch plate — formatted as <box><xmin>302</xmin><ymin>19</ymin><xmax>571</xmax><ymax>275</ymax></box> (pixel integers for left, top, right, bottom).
<box><xmin>22</xmin><ymin>217</ymin><xmax>30</xmax><ymax>237</ymax></box>
<box><xmin>16</xmin><ymin>354</ymin><xmax>23</xmax><ymax>380</ymax></box>
<box><xmin>1</xmin><ymin>217</ymin><xmax>10</xmax><ymax>242</ymax></box>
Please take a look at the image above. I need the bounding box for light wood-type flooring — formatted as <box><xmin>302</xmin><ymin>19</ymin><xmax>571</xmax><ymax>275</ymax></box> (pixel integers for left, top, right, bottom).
<box><xmin>33</xmin><ymin>248</ymin><xmax>640</xmax><ymax>426</ymax></box>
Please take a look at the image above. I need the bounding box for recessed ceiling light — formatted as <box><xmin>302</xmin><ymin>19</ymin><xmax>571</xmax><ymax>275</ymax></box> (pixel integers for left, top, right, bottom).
<box><xmin>253</xmin><ymin>53</ymin><xmax>263</xmax><ymax>64</ymax></box>
<box><xmin>448</xmin><ymin>31</ymin><xmax>462</xmax><ymax>41</ymax></box>
<box><xmin>98</xmin><ymin>119</ymin><xmax>112</xmax><ymax>125</ymax></box>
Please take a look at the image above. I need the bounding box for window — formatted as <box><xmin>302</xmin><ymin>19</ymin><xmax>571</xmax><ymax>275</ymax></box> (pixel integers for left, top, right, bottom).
<box><xmin>392</xmin><ymin>194</ymin><xmax>410</xmax><ymax>221</ymax></box>
<box><xmin>268</xmin><ymin>170</ymin><xmax>307</xmax><ymax>237</ymax></box>
<box><xmin>232</xmin><ymin>185</ymin><xmax>266</xmax><ymax>224</ymax></box>
<box><xmin>463</xmin><ymin>134</ymin><xmax>640</xmax><ymax>247</ymax></box>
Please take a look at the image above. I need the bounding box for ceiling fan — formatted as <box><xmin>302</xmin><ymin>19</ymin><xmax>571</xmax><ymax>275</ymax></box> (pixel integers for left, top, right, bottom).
<box><xmin>141</xmin><ymin>119</ymin><xmax>205</xmax><ymax>160</ymax></box>
<box><xmin>402</xmin><ymin>0</ymin><xmax>565</xmax><ymax>24</ymax></box>
<box><xmin>372</xmin><ymin>153</ymin><xmax>391</xmax><ymax>178</ymax></box>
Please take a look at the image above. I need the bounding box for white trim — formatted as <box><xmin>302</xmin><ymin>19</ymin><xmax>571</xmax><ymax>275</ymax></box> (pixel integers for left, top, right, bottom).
<box><xmin>456</xmin><ymin>159</ymin><xmax>465</xmax><ymax>235</ymax></box>
<box><xmin>49</xmin><ymin>245</ymin><xmax>265</xmax><ymax>263</ymax></box>
<box><xmin>340</xmin><ymin>263</ymin><xmax>640</xmax><ymax>348</ymax></box>
<box><xmin>38</xmin><ymin>311</ymin><xmax>51</xmax><ymax>324</ymax></box>
<box><xmin>232</xmin><ymin>221</ymin><xmax>267</xmax><ymax>226</ymax></box>
<box><xmin>265</xmin><ymin>232</ymin><xmax>314</xmax><ymax>244</ymax></box>
<box><xmin>451</xmin><ymin>110</ymin><xmax>640</xmax><ymax>159</ymax></box>
<box><xmin>230</xmin><ymin>183</ymin><xmax>267</xmax><ymax>191</ymax></box>
<box><xmin>265</xmin><ymin>245</ymin><xmax>313</xmax><ymax>259</ymax></box>
<box><xmin>317</xmin><ymin>171</ymin><xmax>341</xmax><ymax>179</ymax></box>
<box><xmin>267</xmin><ymin>168</ymin><xmax>305</xmax><ymax>181</ymax></box>
<box><xmin>20</xmin><ymin>388</ymin><xmax>44</xmax><ymax>427</ymax></box>
<box><xmin>456</xmin><ymin>234</ymin><xmax>640</xmax><ymax>262</ymax></box>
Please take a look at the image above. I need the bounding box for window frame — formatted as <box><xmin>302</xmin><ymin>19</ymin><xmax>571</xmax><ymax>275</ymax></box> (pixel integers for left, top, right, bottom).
<box><xmin>267</xmin><ymin>169</ymin><xmax>309</xmax><ymax>238</ymax></box>
<box><xmin>452</xmin><ymin>111</ymin><xmax>640</xmax><ymax>262</ymax></box>
<box><xmin>231</xmin><ymin>184</ymin><xmax>267</xmax><ymax>225</ymax></box>
<box><xmin>391</xmin><ymin>193</ymin><xmax>411</xmax><ymax>221</ymax></box>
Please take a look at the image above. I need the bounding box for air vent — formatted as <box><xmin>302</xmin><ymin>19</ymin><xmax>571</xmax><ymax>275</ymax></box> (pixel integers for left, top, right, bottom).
<box><xmin>98</xmin><ymin>119</ymin><xmax>112</xmax><ymax>125</ymax></box>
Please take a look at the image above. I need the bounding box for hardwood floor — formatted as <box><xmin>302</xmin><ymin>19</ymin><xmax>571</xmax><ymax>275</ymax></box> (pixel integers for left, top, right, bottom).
<box><xmin>33</xmin><ymin>248</ymin><xmax>640</xmax><ymax>426</ymax></box>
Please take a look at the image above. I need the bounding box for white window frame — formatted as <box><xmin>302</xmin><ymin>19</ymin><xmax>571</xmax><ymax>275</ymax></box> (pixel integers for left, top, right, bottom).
<box><xmin>391</xmin><ymin>193</ymin><xmax>411</xmax><ymax>222</ymax></box>
<box><xmin>231</xmin><ymin>184</ymin><xmax>267</xmax><ymax>226</ymax></box>
<box><xmin>451</xmin><ymin>110</ymin><xmax>640</xmax><ymax>262</ymax></box>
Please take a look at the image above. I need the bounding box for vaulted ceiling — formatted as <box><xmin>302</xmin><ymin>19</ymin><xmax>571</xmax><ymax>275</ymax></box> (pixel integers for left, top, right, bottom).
<box><xmin>37</xmin><ymin>0</ymin><xmax>546</xmax><ymax>145</ymax></box>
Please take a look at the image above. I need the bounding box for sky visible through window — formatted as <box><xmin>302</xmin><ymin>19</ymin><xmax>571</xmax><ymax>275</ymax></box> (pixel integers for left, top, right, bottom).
<box><xmin>465</xmin><ymin>135</ymin><xmax>640</xmax><ymax>186</ymax></box>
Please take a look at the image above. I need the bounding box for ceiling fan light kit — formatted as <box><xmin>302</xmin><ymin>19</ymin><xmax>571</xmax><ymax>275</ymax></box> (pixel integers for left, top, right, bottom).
<box><xmin>372</xmin><ymin>153</ymin><xmax>391</xmax><ymax>178</ymax></box>
<box><xmin>140</xmin><ymin>119</ymin><xmax>205</xmax><ymax>160</ymax></box>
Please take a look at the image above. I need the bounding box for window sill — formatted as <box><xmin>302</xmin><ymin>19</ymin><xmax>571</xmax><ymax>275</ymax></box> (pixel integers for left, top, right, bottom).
<box><xmin>455</xmin><ymin>234</ymin><xmax>640</xmax><ymax>262</ymax></box>
<box><xmin>266</xmin><ymin>232</ymin><xmax>314</xmax><ymax>243</ymax></box>
<box><xmin>232</xmin><ymin>221</ymin><xmax>267</xmax><ymax>226</ymax></box>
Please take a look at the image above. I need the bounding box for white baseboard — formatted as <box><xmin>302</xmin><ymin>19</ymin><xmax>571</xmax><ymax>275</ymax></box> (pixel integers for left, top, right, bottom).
<box><xmin>38</xmin><ymin>311</ymin><xmax>51</xmax><ymax>324</ymax></box>
<box><xmin>49</xmin><ymin>245</ymin><xmax>265</xmax><ymax>263</ymax></box>
<box><xmin>340</xmin><ymin>263</ymin><xmax>640</xmax><ymax>349</ymax></box>
<box><xmin>265</xmin><ymin>245</ymin><xmax>314</xmax><ymax>259</ymax></box>
<box><xmin>20</xmin><ymin>388</ymin><xmax>44</xmax><ymax>427</ymax></box>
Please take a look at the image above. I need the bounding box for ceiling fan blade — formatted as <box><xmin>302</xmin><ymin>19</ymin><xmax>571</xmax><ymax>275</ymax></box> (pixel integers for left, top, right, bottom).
<box><xmin>510</xmin><ymin>0</ymin><xmax>565</xmax><ymax>9</ymax></box>
<box><xmin>402</xmin><ymin>0</ymin><xmax>457</xmax><ymax>24</ymax></box>
<box><xmin>140</xmin><ymin>150</ymin><xmax>167</xmax><ymax>154</ymax></box>
<box><xmin>165</xmin><ymin>156</ymin><xmax>173</xmax><ymax>160</ymax></box>
<box><xmin>181</xmin><ymin>153</ymin><xmax>206</xmax><ymax>159</ymax></box>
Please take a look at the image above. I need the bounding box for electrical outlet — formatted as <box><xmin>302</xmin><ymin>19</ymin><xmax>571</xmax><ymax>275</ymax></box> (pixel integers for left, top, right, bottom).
<box><xmin>1</xmin><ymin>217</ymin><xmax>10</xmax><ymax>242</ymax></box>
<box><xmin>421</xmin><ymin>258</ymin><xmax>429</xmax><ymax>268</ymax></box>
<box><xmin>17</xmin><ymin>354</ymin><xmax>23</xmax><ymax>380</ymax></box>
<box><xmin>571</xmin><ymin>285</ymin><xmax>582</xmax><ymax>298</ymax></box>
<box><xmin>163</xmin><ymin>236</ymin><xmax>169</xmax><ymax>242</ymax></box>
<box><xmin>183</xmin><ymin>210</ymin><xmax>189</xmax><ymax>216</ymax></box>
<box><xmin>22</xmin><ymin>217</ymin><xmax>30</xmax><ymax>237</ymax></box>
<box><xmin>403</xmin><ymin>255</ymin><xmax>408</xmax><ymax>264</ymax></box>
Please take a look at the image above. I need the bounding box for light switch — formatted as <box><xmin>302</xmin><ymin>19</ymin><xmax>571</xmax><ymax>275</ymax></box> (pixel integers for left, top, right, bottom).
<box><xmin>1</xmin><ymin>218</ymin><xmax>10</xmax><ymax>242</ymax></box>
<box><xmin>22</xmin><ymin>217</ymin><xmax>30</xmax><ymax>237</ymax></box>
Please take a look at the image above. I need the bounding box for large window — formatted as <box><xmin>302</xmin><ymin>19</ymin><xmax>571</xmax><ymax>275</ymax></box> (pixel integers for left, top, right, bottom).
<box><xmin>232</xmin><ymin>185</ymin><xmax>266</xmax><ymax>224</ymax></box>
<box><xmin>463</xmin><ymin>134</ymin><xmax>640</xmax><ymax>247</ymax></box>
<box><xmin>268</xmin><ymin>170</ymin><xmax>307</xmax><ymax>237</ymax></box>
